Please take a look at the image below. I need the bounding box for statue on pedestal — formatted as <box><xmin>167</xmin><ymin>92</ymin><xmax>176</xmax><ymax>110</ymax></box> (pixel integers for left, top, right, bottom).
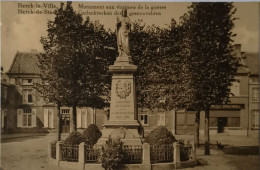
<box><xmin>116</xmin><ymin>8</ymin><xmax>131</xmax><ymax>58</ymax></box>
<box><xmin>96</xmin><ymin>7</ymin><xmax>141</xmax><ymax>146</ymax></box>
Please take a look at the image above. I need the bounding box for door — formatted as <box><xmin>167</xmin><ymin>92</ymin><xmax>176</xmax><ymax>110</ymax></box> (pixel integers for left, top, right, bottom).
<box><xmin>61</xmin><ymin>108</ymin><xmax>70</xmax><ymax>133</ymax></box>
<box><xmin>61</xmin><ymin>114</ymin><xmax>70</xmax><ymax>133</ymax></box>
<box><xmin>217</xmin><ymin>117</ymin><xmax>227</xmax><ymax>133</ymax></box>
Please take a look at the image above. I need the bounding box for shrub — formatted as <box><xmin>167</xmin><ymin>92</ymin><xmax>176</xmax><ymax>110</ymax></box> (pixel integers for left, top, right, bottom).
<box><xmin>63</xmin><ymin>131</ymin><xmax>86</xmax><ymax>146</ymax></box>
<box><xmin>145</xmin><ymin>126</ymin><xmax>177</xmax><ymax>145</ymax></box>
<box><xmin>83</xmin><ymin>124</ymin><xmax>102</xmax><ymax>146</ymax></box>
<box><xmin>99</xmin><ymin>136</ymin><xmax>125</xmax><ymax>170</ymax></box>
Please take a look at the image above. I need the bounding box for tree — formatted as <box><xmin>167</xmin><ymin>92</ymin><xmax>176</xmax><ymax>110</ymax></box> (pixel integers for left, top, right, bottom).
<box><xmin>38</xmin><ymin>2</ymin><xmax>116</xmax><ymax>135</ymax></box>
<box><xmin>179</xmin><ymin>2</ymin><xmax>239</xmax><ymax>155</ymax></box>
<box><xmin>130</xmin><ymin>20</ymin><xmax>183</xmax><ymax>111</ymax></box>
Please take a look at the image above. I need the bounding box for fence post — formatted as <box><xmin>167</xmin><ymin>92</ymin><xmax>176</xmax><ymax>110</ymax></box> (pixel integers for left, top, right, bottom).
<box><xmin>56</xmin><ymin>141</ymin><xmax>62</xmax><ymax>166</ymax></box>
<box><xmin>78</xmin><ymin>142</ymin><xmax>85</xmax><ymax>170</ymax></box>
<box><xmin>142</xmin><ymin>143</ymin><xmax>151</xmax><ymax>169</ymax></box>
<box><xmin>191</xmin><ymin>141</ymin><xmax>197</xmax><ymax>161</ymax></box>
<box><xmin>174</xmin><ymin>142</ymin><xmax>181</xmax><ymax>169</ymax></box>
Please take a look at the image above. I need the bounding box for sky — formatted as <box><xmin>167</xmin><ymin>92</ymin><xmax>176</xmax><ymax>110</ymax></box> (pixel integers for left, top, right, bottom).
<box><xmin>1</xmin><ymin>1</ymin><xmax>259</xmax><ymax>72</ymax></box>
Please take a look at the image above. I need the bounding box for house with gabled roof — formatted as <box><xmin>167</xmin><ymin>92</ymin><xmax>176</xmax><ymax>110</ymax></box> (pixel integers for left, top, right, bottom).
<box><xmin>6</xmin><ymin>50</ymin><xmax>50</xmax><ymax>132</ymax></box>
<box><xmin>5</xmin><ymin>50</ymin><xmax>97</xmax><ymax>133</ymax></box>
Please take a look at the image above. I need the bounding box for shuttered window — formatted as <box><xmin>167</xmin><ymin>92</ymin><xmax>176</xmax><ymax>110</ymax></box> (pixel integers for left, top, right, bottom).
<box><xmin>77</xmin><ymin>108</ymin><xmax>94</xmax><ymax>128</ymax></box>
<box><xmin>44</xmin><ymin>109</ymin><xmax>54</xmax><ymax>128</ymax></box>
<box><xmin>252</xmin><ymin>88</ymin><xmax>259</xmax><ymax>102</ymax></box>
<box><xmin>157</xmin><ymin>113</ymin><xmax>165</xmax><ymax>126</ymax></box>
<box><xmin>17</xmin><ymin>108</ymin><xmax>37</xmax><ymax>128</ymax></box>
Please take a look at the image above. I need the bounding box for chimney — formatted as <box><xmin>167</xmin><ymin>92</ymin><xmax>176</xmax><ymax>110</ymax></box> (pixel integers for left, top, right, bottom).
<box><xmin>233</xmin><ymin>44</ymin><xmax>241</xmax><ymax>54</ymax></box>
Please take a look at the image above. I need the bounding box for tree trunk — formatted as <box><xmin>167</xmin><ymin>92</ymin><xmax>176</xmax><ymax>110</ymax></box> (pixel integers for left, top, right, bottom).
<box><xmin>204</xmin><ymin>109</ymin><xmax>210</xmax><ymax>155</ymax></box>
<box><xmin>57</xmin><ymin>102</ymin><xmax>61</xmax><ymax>141</ymax></box>
<box><xmin>70</xmin><ymin>105</ymin><xmax>77</xmax><ymax>133</ymax></box>
<box><xmin>194</xmin><ymin>110</ymin><xmax>200</xmax><ymax>148</ymax></box>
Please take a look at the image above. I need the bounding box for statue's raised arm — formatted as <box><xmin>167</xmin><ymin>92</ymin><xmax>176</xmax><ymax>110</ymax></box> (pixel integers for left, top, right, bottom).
<box><xmin>117</xmin><ymin>8</ymin><xmax>130</xmax><ymax>58</ymax></box>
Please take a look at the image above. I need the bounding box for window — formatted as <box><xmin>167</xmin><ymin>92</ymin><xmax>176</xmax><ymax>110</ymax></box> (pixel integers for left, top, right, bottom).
<box><xmin>77</xmin><ymin>108</ymin><xmax>94</xmax><ymax>128</ymax></box>
<box><xmin>251</xmin><ymin>77</ymin><xmax>259</xmax><ymax>84</ymax></box>
<box><xmin>230</xmin><ymin>81</ymin><xmax>240</xmax><ymax>96</ymax></box>
<box><xmin>157</xmin><ymin>111</ymin><xmax>165</xmax><ymax>126</ymax></box>
<box><xmin>252</xmin><ymin>110</ymin><xmax>259</xmax><ymax>128</ymax></box>
<box><xmin>61</xmin><ymin>109</ymin><xmax>70</xmax><ymax>114</ymax></box>
<box><xmin>141</xmin><ymin>114</ymin><xmax>148</xmax><ymax>125</ymax></box>
<box><xmin>252</xmin><ymin>88</ymin><xmax>259</xmax><ymax>102</ymax></box>
<box><xmin>17</xmin><ymin>109</ymin><xmax>36</xmax><ymax>128</ymax></box>
<box><xmin>22</xmin><ymin>109</ymin><xmax>32</xmax><ymax>127</ymax></box>
<box><xmin>23</xmin><ymin>89</ymin><xmax>33</xmax><ymax>103</ymax></box>
<box><xmin>44</xmin><ymin>109</ymin><xmax>54</xmax><ymax>128</ymax></box>
<box><xmin>22</xmin><ymin>79</ymin><xmax>33</xmax><ymax>85</ymax></box>
<box><xmin>227</xmin><ymin>117</ymin><xmax>240</xmax><ymax>127</ymax></box>
<box><xmin>10</xmin><ymin>78</ymin><xmax>15</xmax><ymax>84</ymax></box>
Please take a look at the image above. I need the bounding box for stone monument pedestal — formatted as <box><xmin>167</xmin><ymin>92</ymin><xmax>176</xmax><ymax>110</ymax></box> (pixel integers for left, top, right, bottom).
<box><xmin>96</xmin><ymin>56</ymin><xmax>142</xmax><ymax>146</ymax></box>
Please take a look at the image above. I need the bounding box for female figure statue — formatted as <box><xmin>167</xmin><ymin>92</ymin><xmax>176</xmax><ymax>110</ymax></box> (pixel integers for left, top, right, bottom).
<box><xmin>116</xmin><ymin>8</ymin><xmax>131</xmax><ymax>57</ymax></box>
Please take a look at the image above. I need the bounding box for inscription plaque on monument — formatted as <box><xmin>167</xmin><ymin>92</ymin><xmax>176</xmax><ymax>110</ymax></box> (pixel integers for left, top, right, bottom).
<box><xmin>110</xmin><ymin>79</ymin><xmax>135</xmax><ymax>121</ymax></box>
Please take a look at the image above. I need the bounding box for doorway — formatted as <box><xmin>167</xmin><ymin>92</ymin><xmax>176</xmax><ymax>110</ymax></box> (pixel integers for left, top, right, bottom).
<box><xmin>218</xmin><ymin>117</ymin><xmax>227</xmax><ymax>133</ymax></box>
<box><xmin>61</xmin><ymin>109</ymin><xmax>70</xmax><ymax>133</ymax></box>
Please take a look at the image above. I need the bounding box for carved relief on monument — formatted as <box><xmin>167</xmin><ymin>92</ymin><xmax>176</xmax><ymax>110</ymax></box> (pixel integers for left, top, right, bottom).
<box><xmin>116</xmin><ymin>80</ymin><xmax>131</xmax><ymax>99</ymax></box>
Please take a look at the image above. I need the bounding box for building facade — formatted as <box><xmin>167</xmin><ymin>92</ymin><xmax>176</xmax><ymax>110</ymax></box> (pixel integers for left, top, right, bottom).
<box><xmin>1</xmin><ymin>46</ymin><xmax>259</xmax><ymax>136</ymax></box>
<box><xmin>4</xmin><ymin>51</ymin><xmax>97</xmax><ymax>133</ymax></box>
<box><xmin>246</xmin><ymin>53</ymin><xmax>259</xmax><ymax>136</ymax></box>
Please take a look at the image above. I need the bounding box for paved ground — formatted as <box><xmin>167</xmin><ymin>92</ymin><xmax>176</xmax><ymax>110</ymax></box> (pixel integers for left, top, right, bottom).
<box><xmin>0</xmin><ymin>133</ymin><xmax>259</xmax><ymax>170</ymax></box>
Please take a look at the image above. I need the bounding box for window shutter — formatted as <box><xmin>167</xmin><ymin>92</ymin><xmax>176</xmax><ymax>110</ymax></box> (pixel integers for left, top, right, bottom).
<box><xmin>44</xmin><ymin>109</ymin><xmax>49</xmax><ymax>128</ymax></box>
<box><xmin>90</xmin><ymin>108</ymin><xmax>94</xmax><ymax>124</ymax></box>
<box><xmin>23</xmin><ymin>91</ymin><xmax>27</xmax><ymax>103</ymax></box>
<box><xmin>162</xmin><ymin>113</ymin><xmax>166</xmax><ymax>126</ymax></box>
<box><xmin>77</xmin><ymin>109</ymin><xmax>82</xmax><ymax>128</ymax></box>
<box><xmin>87</xmin><ymin>108</ymin><xmax>91</xmax><ymax>125</ymax></box>
<box><xmin>49</xmin><ymin>109</ymin><xmax>54</xmax><ymax>128</ymax></box>
<box><xmin>32</xmin><ymin>109</ymin><xmax>37</xmax><ymax>127</ymax></box>
<box><xmin>17</xmin><ymin>109</ymin><xmax>23</xmax><ymax>127</ymax></box>
<box><xmin>82</xmin><ymin>109</ymin><xmax>87</xmax><ymax>128</ymax></box>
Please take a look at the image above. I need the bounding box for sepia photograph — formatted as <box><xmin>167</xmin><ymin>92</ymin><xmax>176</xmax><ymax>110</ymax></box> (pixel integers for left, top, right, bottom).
<box><xmin>1</xmin><ymin>1</ymin><xmax>259</xmax><ymax>170</ymax></box>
